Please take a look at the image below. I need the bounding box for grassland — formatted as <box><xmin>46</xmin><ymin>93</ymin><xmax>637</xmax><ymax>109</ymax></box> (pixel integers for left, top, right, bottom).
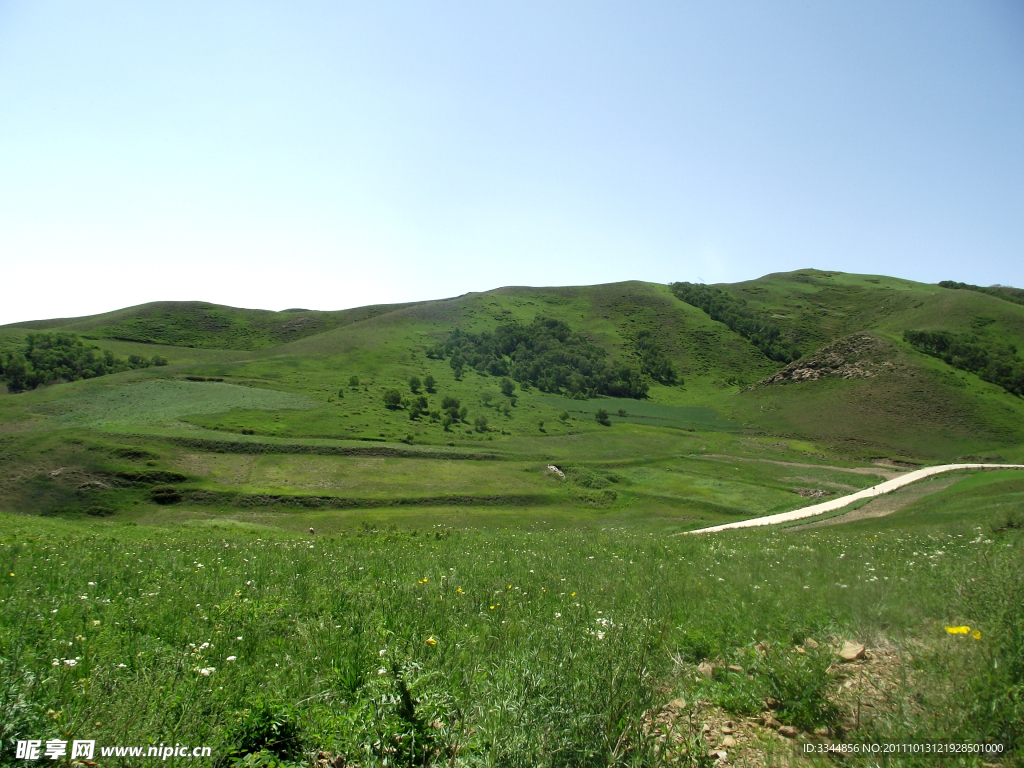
<box><xmin>1</xmin><ymin>271</ymin><xmax>1023</xmax><ymax>765</ymax></box>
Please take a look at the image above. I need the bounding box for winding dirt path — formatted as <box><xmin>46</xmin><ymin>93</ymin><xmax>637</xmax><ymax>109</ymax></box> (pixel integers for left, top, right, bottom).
<box><xmin>685</xmin><ymin>463</ymin><xmax>1024</xmax><ymax>534</ymax></box>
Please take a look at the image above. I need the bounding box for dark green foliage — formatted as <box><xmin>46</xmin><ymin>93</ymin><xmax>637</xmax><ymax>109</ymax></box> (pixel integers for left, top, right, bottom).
<box><xmin>433</xmin><ymin>317</ymin><xmax>648</xmax><ymax>399</ymax></box>
<box><xmin>904</xmin><ymin>330</ymin><xmax>1024</xmax><ymax>396</ymax></box>
<box><xmin>939</xmin><ymin>281</ymin><xmax>1024</xmax><ymax>308</ymax></box>
<box><xmin>409</xmin><ymin>375</ymin><xmax>421</xmax><ymax>394</ymax></box>
<box><xmin>670</xmin><ymin>282</ymin><xmax>801</xmax><ymax>363</ymax></box>
<box><xmin>408</xmin><ymin>395</ymin><xmax>428</xmax><ymax>420</ymax></box>
<box><xmin>473</xmin><ymin>414</ymin><xmax>489</xmax><ymax>432</ymax></box>
<box><xmin>150</xmin><ymin>485</ymin><xmax>181</xmax><ymax>504</ymax></box>
<box><xmin>423</xmin><ymin>374</ymin><xmax>436</xmax><ymax>393</ymax></box>
<box><xmin>595</xmin><ymin>408</ymin><xmax>611</xmax><ymax>426</ymax></box>
<box><xmin>500</xmin><ymin>377</ymin><xmax>515</xmax><ymax>397</ymax></box>
<box><xmin>558</xmin><ymin>411</ymin><xmax>569</xmax><ymax>422</ymax></box>
<box><xmin>634</xmin><ymin>330</ymin><xmax>678</xmax><ymax>384</ymax></box>
<box><xmin>221</xmin><ymin>700</ymin><xmax>302</xmax><ymax>765</ymax></box>
<box><xmin>383</xmin><ymin>389</ymin><xmax>403</xmax><ymax>409</ymax></box>
<box><xmin>1</xmin><ymin>332</ymin><xmax>153</xmax><ymax>392</ymax></box>
<box><xmin>348</xmin><ymin>375</ymin><xmax>360</xmax><ymax>388</ymax></box>
<box><xmin>116</xmin><ymin>470</ymin><xmax>189</xmax><ymax>485</ymax></box>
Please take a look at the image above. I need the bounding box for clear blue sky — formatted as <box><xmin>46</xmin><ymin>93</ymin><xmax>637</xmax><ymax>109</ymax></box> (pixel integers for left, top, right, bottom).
<box><xmin>1</xmin><ymin>1</ymin><xmax>1022</xmax><ymax>324</ymax></box>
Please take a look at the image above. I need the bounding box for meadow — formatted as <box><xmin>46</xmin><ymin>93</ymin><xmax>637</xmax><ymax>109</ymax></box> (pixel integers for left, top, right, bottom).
<box><xmin>1</xmin><ymin>489</ymin><xmax>1021</xmax><ymax>767</ymax></box>
<box><xmin>3</xmin><ymin>272</ymin><xmax>1024</xmax><ymax>766</ymax></box>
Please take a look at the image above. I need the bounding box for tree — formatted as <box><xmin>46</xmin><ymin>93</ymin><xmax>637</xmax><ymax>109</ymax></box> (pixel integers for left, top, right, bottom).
<box><xmin>441</xmin><ymin>413</ymin><xmax>453</xmax><ymax>431</ymax></box>
<box><xmin>409</xmin><ymin>375</ymin><xmax>421</xmax><ymax>394</ymax></box>
<box><xmin>595</xmin><ymin>408</ymin><xmax>611</xmax><ymax>426</ymax></box>
<box><xmin>559</xmin><ymin>411</ymin><xmax>569</xmax><ymax>422</ymax></box>
<box><xmin>423</xmin><ymin>374</ymin><xmax>436</xmax><ymax>393</ymax></box>
<box><xmin>617</xmin><ymin>408</ymin><xmax>627</xmax><ymax>417</ymax></box>
<box><xmin>473</xmin><ymin>414</ymin><xmax>489</xmax><ymax>433</ymax></box>
<box><xmin>349</xmin><ymin>375</ymin><xmax>360</xmax><ymax>387</ymax></box>
<box><xmin>500</xmin><ymin>377</ymin><xmax>515</xmax><ymax>397</ymax></box>
<box><xmin>538</xmin><ymin>419</ymin><xmax>545</xmax><ymax>432</ymax></box>
<box><xmin>481</xmin><ymin>391</ymin><xmax>494</xmax><ymax>407</ymax></box>
<box><xmin>409</xmin><ymin>395</ymin><xmax>428</xmax><ymax>419</ymax></box>
<box><xmin>383</xmin><ymin>389</ymin><xmax>403</xmax><ymax>409</ymax></box>
<box><xmin>441</xmin><ymin>396</ymin><xmax>460</xmax><ymax>419</ymax></box>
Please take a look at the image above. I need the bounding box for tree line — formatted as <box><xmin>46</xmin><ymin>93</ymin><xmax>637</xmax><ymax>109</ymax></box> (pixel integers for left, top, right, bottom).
<box><xmin>0</xmin><ymin>332</ymin><xmax>168</xmax><ymax>392</ymax></box>
<box><xmin>938</xmin><ymin>281</ymin><xmax>1024</xmax><ymax>308</ymax></box>
<box><xmin>426</xmin><ymin>316</ymin><xmax>649</xmax><ymax>399</ymax></box>
<box><xmin>904</xmin><ymin>329</ymin><xmax>1024</xmax><ymax>397</ymax></box>
<box><xmin>670</xmin><ymin>282</ymin><xmax>801</xmax><ymax>363</ymax></box>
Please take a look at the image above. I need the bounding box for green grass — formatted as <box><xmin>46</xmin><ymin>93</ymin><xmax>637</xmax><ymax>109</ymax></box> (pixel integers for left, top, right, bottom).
<box><xmin>1</xmin><ymin>500</ymin><xmax>1021</xmax><ymax>767</ymax></box>
<box><xmin>27</xmin><ymin>380</ymin><xmax>319</xmax><ymax>428</ymax></box>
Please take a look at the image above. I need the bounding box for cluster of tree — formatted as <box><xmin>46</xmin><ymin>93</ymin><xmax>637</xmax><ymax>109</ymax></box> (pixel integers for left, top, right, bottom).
<box><xmin>382</xmin><ymin>387</ymin><xmax>470</xmax><ymax>430</ymax></box>
<box><xmin>0</xmin><ymin>332</ymin><xmax>168</xmax><ymax>392</ymax></box>
<box><xmin>426</xmin><ymin>317</ymin><xmax>649</xmax><ymax>399</ymax></box>
<box><xmin>634</xmin><ymin>330</ymin><xmax>678</xmax><ymax>384</ymax></box>
<box><xmin>939</xmin><ymin>281</ymin><xmax>1024</xmax><ymax>308</ymax></box>
<box><xmin>904</xmin><ymin>329</ymin><xmax>1024</xmax><ymax>397</ymax></box>
<box><xmin>670</xmin><ymin>282</ymin><xmax>801</xmax><ymax>363</ymax></box>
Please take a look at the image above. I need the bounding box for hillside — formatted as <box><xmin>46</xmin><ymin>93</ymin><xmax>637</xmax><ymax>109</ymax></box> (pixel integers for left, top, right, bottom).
<box><xmin>1</xmin><ymin>271</ymin><xmax>1023</xmax><ymax>527</ymax></box>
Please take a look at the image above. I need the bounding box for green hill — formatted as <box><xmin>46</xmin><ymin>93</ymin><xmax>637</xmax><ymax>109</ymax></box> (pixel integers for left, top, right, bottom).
<box><xmin>1</xmin><ymin>271</ymin><xmax>1023</xmax><ymax>525</ymax></box>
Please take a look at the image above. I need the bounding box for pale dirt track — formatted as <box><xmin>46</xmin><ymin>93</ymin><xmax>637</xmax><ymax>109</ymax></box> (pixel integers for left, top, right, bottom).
<box><xmin>684</xmin><ymin>463</ymin><xmax>1024</xmax><ymax>534</ymax></box>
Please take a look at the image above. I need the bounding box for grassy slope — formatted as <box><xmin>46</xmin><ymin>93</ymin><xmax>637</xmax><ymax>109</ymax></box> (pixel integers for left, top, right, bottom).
<box><xmin>2</xmin><ymin>271</ymin><xmax>1023</xmax><ymax>528</ymax></box>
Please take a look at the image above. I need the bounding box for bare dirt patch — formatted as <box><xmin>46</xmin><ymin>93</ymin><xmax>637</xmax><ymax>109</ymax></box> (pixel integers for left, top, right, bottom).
<box><xmin>751</xmin><ymin>335</ymin><xmax>900</xmax><ymax>388</ymax></box>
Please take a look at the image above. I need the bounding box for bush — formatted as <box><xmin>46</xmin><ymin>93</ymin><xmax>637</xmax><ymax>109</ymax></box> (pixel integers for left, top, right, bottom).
<box><xmin>423</xmin><ymin>374</ymin><xmax>436</xmax><ymax>393</ymax></box>
<box><xmin>383</xmin><ymin>389</ymin><xmax>403</xmax><ymax>409</ymax></box>
<box><xmin>473</xmin><ymin>415</ymin><xmax>489</xmax><ymax>433</ymax></box>
<box><xmin>595</xmin><ymin>408</ymin><xmax>611</xmax><ymax>426</ymax></box>
<box><xmin>222</xmin><ymin>699</ymin><xmax>302</xmax><ymax>766</ymax></box>
<box><xmin>409</xmin><ymin>375</ymin><xmax>421</xmax><ymax>394</ymax></box>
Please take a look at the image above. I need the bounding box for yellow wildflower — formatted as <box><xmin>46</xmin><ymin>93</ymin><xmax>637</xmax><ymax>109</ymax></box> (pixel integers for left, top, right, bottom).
<box><xmin>972</xmin><ymin>630</ymin><xmax>982</xmax><ymax>640</ymax></box>
<box><xmin>425</xmin><ymin>637</ymin><xmax>437</xmax><ymax>646</ymax></box>
<box><xmin>490</xmin><ymin>605</ymin><xmax>495</xmax><ymax>610</ymax></box>
<box><xmin>945</xmin><ymin>626</ymin><xmax>971</xmax><ymax>635</ymax></box>
<box><xmin>456</xmin><ymin>587</ymin><xmax>464</xmax><ymax>594</ymax></box>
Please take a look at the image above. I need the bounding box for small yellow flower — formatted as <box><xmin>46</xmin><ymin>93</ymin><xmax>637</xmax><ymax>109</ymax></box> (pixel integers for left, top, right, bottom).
<box><xmin>425</xmin><ymin>637</ymin><xmax>437</xmax><ymax>646</ymax></box>
<box><xmin>490</xmin><ymin>605</ymin><xmax>495</xmax><ymax>610</ymax></box>
<box><xmin>8</xmin><ymin>573</ymin><xmax>13</xmax><ymax>577</ymax></box>
<box><xmin>507</xmin><ymin>585</ymin><xmax>512</xmax><ymax>589</ymax></box>
<box><xmin>456</xmin><ymin>587</ymin><xmax>464</xmax><ymax>594</ymax></box>
<box><xmin>571</xmin><ymin>592</ymin><xmax>576</xmax><ymax>597</ymax></box>
<box><xmin>972</xmin><ymin>630</ymin><xmax>982</xmax><ymax>640</ymax></box>
<box><xmin>945</xmin><ymin>626</ymin><xmax>971</xmax><ymax>635</ymax></box>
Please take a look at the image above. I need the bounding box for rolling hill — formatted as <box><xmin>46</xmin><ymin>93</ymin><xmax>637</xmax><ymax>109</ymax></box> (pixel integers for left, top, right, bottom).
<box><xmin>1</xmin><ymin>270</ymin><xmax>1023</xmax><ymax>526</ymax></box>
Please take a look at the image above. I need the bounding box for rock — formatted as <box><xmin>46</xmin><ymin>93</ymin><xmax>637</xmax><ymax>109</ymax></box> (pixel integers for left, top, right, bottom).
<box><xmin>804</xmin><ymin>637</ymin><xmax>820</xmax><ymax>650</ymax></box>
<box><xmin>839</xmin><ymin>641</ymin><xmax>866</xmax><ymax>661</ymax></box>
<box><xmin>710</xmin><ymin>750</ymin><xmax>728</xmax><ymax>761</ymax></box>
<box><xmin>764</xmin><ymin>716</ymin><xmax>782</xmax><ymax>730</ymax></box>
<box><xmin>795</xmin><ymin>646</ymin><xmax>806</xmax><ymax>654</ymax></box>
<box><xmin>722</xmin><ymin>727</ymin><xmax>734</xmax><ymax>735</ymax></box>
<box><xmin>778</xmin><ymin>725</ymin><xmax>798</xmax><ymax>738</ymax></box>
<box><xmin>754</xmin><ymin>641</ymin><xmax>771</xmax><ymax>653</ymax></box>
<box><xmin>664</xmin><ymin>697</ymin><xmax>687</xmax><ymax>712</ymax></box>
<box><xmin>727</xmin><ymin>664</ymin><xmax>743</xmax><ymax>673</ymax></box>
<box><xmin>813</xmin><ymin>727</ymin><xmax>829</xmax><ymax>736</ymax></box>
<box><xmin>697</xmin><ymin>661</ymin><xmax>714</xmax><ymax>679</ymax></box>
<box><xmin>722</xmin><ymin>736</ymin><xmax>737</xmax><ymax>748</ymax></box>
<box><xmin>765</xmin><ymin>697</ymin><xmax>781</xmax><ymax>710</ymax></box>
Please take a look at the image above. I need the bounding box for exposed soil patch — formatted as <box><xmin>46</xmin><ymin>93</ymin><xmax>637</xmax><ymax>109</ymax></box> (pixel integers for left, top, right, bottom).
<box><xmin>750</xmin><ymin>335</ymin><xmax>899</xmax><ymax>388</ymax></box>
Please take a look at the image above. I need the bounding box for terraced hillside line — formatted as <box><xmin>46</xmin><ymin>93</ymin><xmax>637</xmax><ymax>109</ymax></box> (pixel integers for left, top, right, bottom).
<box><xmin>161</xmin><ymin>436</ymin><xmax>505</xmax><ymax>460</ymax></box>
<box><xmin>699</xmin><ymin>454</ymin><xmax>905</xmax><ymax>479</ymax></box>
<box><xmin>685</xmin><ymin>464</ymin><xmax>1024</xmax><ymax>533</ymax></box>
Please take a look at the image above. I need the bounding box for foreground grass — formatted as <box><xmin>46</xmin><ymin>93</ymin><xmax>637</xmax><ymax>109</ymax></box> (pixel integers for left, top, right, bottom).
<box><xmin>1</xmin><ymin>507</ymin><xmax>1021</xmax><ymax>767</ymax></box>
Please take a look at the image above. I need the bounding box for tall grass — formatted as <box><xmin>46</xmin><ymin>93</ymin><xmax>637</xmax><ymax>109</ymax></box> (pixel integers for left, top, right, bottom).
<box><xmin>0</xmin><ymin>515</ymin><xmax>1020</xmax><ymax>766</ymax></box>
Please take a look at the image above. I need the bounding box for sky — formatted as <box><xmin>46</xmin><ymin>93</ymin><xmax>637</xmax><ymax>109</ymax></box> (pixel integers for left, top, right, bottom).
<box><xmin>1</xmin><ymin>1</ymin><xmax>1022</xmax><ymax>324</ymax></box>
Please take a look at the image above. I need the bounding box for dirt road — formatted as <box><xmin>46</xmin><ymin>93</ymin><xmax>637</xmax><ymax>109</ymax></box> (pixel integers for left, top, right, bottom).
<box><xmin>685</xmin><ymin>463</ymin><xmax>1024</xmax><ymax>534</ymax></box>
